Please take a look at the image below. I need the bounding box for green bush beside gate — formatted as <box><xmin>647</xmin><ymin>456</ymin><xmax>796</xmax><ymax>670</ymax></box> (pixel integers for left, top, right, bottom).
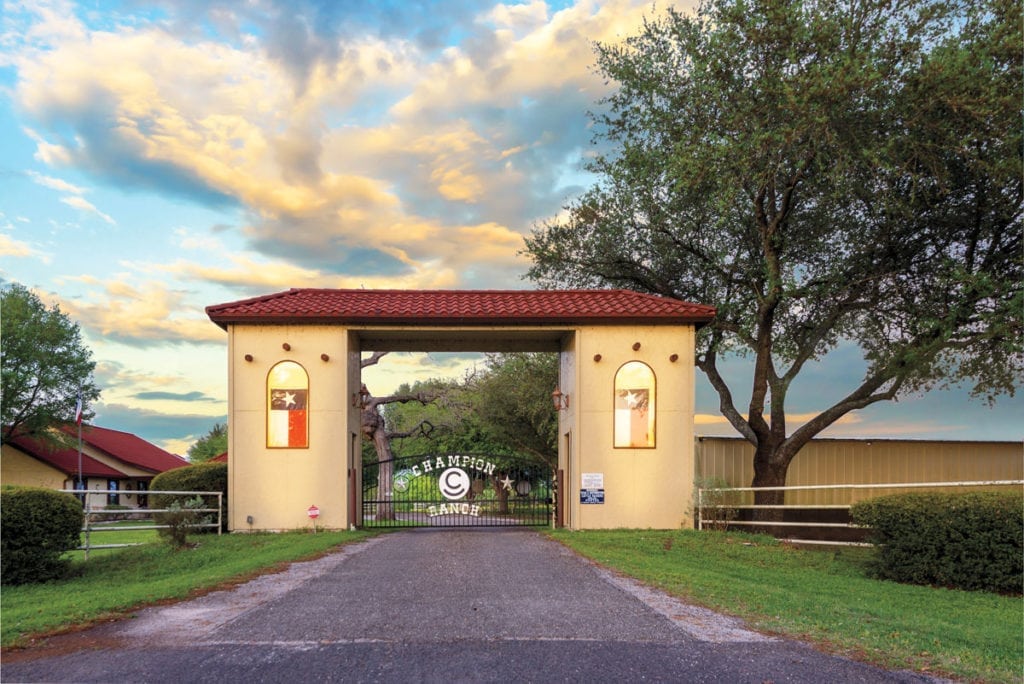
<box><xmin>1</xmin><ymin>485</ymin><xmax>84</xmax><ymax>585</ymax></box>
<box><xmin>150</xmin><ymin>462</ymin><xmax>228</xmax><ymax>532</ymax></box>
<box><xmin>851</xmin><ymin>491</ymin><xmax>1023</xmax><ymax>593</ymax></box>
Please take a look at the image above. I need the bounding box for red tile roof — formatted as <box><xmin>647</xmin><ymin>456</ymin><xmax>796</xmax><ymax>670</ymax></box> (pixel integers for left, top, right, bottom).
<box><xmin>207</xmin><ymin>289</ymin><xmax>716</xmax><ymax>328</ymax></box>
<box><xmin>6</xmin><ymin>434</ymin><xmax>127</xmax><ymax>479</ymax></box>
<box><xmin>57</xmin><ymin>424</ymin><xmax>189</xmax><ymax>473</ymax></box>
<box><xmin>211</xmin><ymin>452</ymin><xmax>228</xmax><ymax>463</ymax></box>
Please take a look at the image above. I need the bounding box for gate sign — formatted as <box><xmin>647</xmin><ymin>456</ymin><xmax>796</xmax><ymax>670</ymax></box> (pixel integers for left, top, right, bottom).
<box><xmin>307</xmin><ymin>505</ymin><xmax>320</xmax><ymax>519</ymax></box>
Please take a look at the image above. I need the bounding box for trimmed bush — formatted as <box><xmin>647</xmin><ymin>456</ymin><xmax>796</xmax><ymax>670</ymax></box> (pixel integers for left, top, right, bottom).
<box><xmin>851</xmin><ymin>491</ymin><xmax>1023</xmax><ymax>593</ymax></box>
<box><xmin>150</xmin><ymin>462</ymin><xmax>228</xmax><ymax>532</ymax></box>
<box><xmin>1</xmin><ymin>486</ymin><xmax>84</xmax><ymax>585</ymax></box>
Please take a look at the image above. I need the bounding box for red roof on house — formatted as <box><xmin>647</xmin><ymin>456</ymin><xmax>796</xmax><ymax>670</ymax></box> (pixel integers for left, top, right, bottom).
<box><xmin>6</xmin><ymin>434</ymin><xmax>127</xmax><ymax>479</ymax></box>
<box><xmin>57</xmin><ymin>424</ymin><xmax>189</xmax><ymax>473</ymax></box>
<box><xmin>207</xmin><ymin>288</ymin><xmax>716</xmax><ymax>328</ymax></box>
<box><xmin>211</xmin><ymin>452</ymin><xmax>228</xmax><ymax>463</ymax></box>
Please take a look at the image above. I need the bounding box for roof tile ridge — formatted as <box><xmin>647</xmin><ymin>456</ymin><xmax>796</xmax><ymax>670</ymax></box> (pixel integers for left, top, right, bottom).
<box><xmin>206</xmin><ymin>288</ymin><xmax>296</xmax><ymax>312</ymax></box>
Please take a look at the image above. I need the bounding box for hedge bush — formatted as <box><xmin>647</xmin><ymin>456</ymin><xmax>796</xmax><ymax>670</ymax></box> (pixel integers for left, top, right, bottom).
<box><xmin>851</xmin><ymin>491</ymin><xmax>1023</xmax><ymax>593</ymax></box>
<box><xmin>1</xmin><ymin>485</ymin><xmax>84</xmax><ymax>585</ymax></box>
<box><xmin>150</xmin><ymin>462</ymin><xmax>228</xmax><ymax>532</ymax></box>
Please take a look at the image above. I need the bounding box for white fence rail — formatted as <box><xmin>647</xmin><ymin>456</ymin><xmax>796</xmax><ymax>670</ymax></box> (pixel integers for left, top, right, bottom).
<box><xmin>59</xmin><ymin>489</ymin><xmax>223</xmax><ymax>559</ymax></box>
<box><xmin>697</xmin><ymin>480</ymin><xmax>1023</xmax><ymax>546</ymax></box>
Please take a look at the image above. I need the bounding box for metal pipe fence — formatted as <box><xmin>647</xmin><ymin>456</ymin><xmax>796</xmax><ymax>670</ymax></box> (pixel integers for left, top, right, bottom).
<box><xmin>697</xmin><ymin>479</ymin><xmax>1023</xmax><ymax>546</ymax></box>
<box><xmin>59</xmin><ymin>489</ymin><xmax>223</xmax><ymax>559</ymax></box>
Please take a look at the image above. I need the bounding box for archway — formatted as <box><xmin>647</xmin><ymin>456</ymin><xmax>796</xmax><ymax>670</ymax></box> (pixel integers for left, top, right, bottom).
<box><xmin>206</xmin><ymin>289</ymin><xmax>714</xmax><ymax>531</ymax></box>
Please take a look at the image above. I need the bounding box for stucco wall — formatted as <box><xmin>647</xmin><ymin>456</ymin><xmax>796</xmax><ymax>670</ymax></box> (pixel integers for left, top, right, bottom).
<box><xmin>569</xmin><ymin>324</ymin><xmax>697</xmax><ymax>529</ymax></box>
<box><xmin>0</xmin><ymin>444</ymin><xmax>67</xmax><ymax>489</ymax></box>
<box><xmin>227</xmin><ymin>324</ymin><xmax>355</xmax><ymax>531</ymax></box>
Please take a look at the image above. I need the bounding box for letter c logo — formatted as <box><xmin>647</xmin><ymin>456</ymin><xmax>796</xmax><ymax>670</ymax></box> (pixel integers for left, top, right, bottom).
<box><xmin>439</xmin><ymin>467</ymin><xmax>470</xmax><ymax>501</ymax></box>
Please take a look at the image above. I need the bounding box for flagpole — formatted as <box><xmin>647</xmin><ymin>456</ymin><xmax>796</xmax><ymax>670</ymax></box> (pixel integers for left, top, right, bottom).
<box><xmin>76</xmin><ymin>390</ymin><xmax>83</xmax><ymax>492</ymax></box>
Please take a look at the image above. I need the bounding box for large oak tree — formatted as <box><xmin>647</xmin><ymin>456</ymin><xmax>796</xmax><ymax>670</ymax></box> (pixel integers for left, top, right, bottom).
<box><xmin>524</xmin><ymin>0</ymin><xmax>1022</xmax><ymax>507</ymax></box>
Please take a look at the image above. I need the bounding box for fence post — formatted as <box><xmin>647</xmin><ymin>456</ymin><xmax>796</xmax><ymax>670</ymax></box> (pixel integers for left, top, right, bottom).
<box><xmin>697</xmin><ymin>488</ymin><xmax>703</xmax><ymax>531</ymax></box>
<box><xmin>83</xmin><ymin>498</ymin><xmax>92</xmax><ymax>560</ymax></box>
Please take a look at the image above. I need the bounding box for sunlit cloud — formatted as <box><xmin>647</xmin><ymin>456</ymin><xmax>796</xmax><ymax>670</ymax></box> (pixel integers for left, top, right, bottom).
<box><xmin>0</xmin><ymin>231</ymin><xmax>51</xmax><ymax>264</ymax></box>
<box><xmin>48</xmin><ymin>276</ymin><xmax>223</xmax><ymax>345</ymax></box>
<box><xmin>695</xmin><ymin>412</ymin><xmax>863</xmax><ymax>432</ymax></box>
<box><xmin>27</xmin><ymin>170</ymin><xmax>85</xmax><ymax>194</ymax></box>
<box><xmin>7</xmin><ymin>0</ymin><xmax>687</xmax><ymax>294</ymax></box>
<box><xmin>59</xmin><ymin>195</ymin><xmax>115</xmax><ymax>224</ymax></box>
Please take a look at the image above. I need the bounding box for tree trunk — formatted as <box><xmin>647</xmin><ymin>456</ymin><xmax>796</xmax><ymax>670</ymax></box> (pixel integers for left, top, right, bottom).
<box><xmin>751</xmin><ymin>443</ymin><xmax>788</xmax><ymax>524</ymax></box>
<box><xmin>372</xmin><ymin>430</ymin><xmax>396</xmax><ymax>521</ymax></box>
<box><xmin>363</xmin><ymin>404</ymin><xmax>396</xmax><ymax>521</ymax></box>
<box><xmin>493</xmin><ymin>473</ymin><xmax>510</xmax><ymax>515</ymax></box>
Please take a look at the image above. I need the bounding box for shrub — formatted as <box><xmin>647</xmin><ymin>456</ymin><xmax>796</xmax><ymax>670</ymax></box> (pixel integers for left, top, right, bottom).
<box><xmin>694</xmin><ymin>476</ymin><xmax>739</xmax><ymax>531</ymax></box>
<box><xmin>851</xmin><ymin>491</ymin><xmax>1023</xmax><ymax>593</ymax></box>
<box><xmin>150</xmin><ymin>462</ymin><xmax>227</xmax><ymax>532</ymax></box>
<box><xmin>1</xmin><ymin>486</ymin><xmax>84</xmax><ymax>585</ymax></box>
<box><xmin>157</xmin><ymin>496</ymin><xmax>206</xmax><ymax>549</ymax></box>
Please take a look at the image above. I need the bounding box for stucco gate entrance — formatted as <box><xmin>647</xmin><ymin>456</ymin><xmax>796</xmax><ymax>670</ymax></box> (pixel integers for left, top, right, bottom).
<box><xmin>205</xmin><ymin>289</ymin><xmax>714</xmax><ymax>532</ymax></box>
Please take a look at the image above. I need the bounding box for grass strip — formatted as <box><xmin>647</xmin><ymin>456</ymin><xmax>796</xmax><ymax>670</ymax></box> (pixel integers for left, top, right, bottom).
<box><xmin>547</xmin><ymin>529</ymin><xmax>1023</xmax><ymax>684</ymax></box>
<box><xmin>1</xmin><ymin>530</ymin><xmax>375</xmax><ymax>648</ymax></box>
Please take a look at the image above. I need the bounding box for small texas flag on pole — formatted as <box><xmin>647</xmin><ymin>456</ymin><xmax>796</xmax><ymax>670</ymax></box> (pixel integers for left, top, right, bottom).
<box><xmin>75</xmin><ymin>391</ymin><xmax>83</xmax><ymax>425</ymax></box>
<box><xmin>269</xmin><ymin>389</ymin><xmax>308</xmax><ymax>448</ymax></box>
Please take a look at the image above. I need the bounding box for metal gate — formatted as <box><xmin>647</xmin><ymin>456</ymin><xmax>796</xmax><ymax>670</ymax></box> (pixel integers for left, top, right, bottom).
<box><xmin>362</xmin><ymin>453</ymin><xmax>553</xmax><ymax>528</ymax></box>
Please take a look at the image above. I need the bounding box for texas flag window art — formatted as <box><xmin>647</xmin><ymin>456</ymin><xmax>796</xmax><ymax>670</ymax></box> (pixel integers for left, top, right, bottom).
<box><xmin>613</xmin><ymin>361</ymin><xmax>656</xmax><ymax>448</ymax></box>
<box><xmin>267</xmin><ymin>361</ymin><xmax>309</xmax><ymax>448</ymax></box>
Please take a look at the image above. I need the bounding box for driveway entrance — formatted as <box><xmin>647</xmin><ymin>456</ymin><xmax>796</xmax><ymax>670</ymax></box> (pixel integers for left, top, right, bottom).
<box><xmin>2</xmin><ymin>530</ymin><xmax>937</xmax><ymax>683</ymax></box>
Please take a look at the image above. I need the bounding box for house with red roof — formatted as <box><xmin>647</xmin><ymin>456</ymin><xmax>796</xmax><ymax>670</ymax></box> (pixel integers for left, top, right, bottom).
<box><xmin>1</xmin><ymin>424</ymin><xmax>189</xmax><ymax>508</ymax></box>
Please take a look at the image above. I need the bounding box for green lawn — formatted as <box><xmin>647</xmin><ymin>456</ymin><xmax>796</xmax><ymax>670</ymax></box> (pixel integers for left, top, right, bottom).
<box><xmin>547</xmin><ymin>529</ymin><xmax>1023</xmax><ymax>684</ymax></box>
<box><xmin>73</xmin><ymin>520</ymin><xmax>161</xmax><ymax>558</ymax></box>
<box><xmin>1</xmin><ymin>530</ymin><xmax>375</xmax><ymax>648</ymax></box>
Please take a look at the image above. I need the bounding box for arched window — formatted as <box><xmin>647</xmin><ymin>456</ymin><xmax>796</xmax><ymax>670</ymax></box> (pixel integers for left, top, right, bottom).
<box><xmin>267</xmin><ymin>361</ymin><xmax>309</xmax><ymax>448</ymax></box>
<box><xmin>614</xmin><ymin>361</ymin><xmax>656</xmax><ymax>448</ymax></box>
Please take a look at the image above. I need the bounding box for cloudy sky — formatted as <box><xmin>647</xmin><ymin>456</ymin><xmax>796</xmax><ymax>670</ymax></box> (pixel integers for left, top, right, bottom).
<box><xmin>1</xmin><ymin>0</ymin><xmax>1019</xmax><ymax>456</ymax></box>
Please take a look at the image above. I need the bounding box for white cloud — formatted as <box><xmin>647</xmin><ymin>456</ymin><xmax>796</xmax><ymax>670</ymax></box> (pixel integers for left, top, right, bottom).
<box><xmin>0</xmin><ymin>231</ymin><xmax>52</xmax><ymax>264</ymax></box>
<box><xmin>8</xmin><ymin>0</ymin><xmax>695</xmax><ymax>292</ymax></box>
<box><xmin>27</xmin><ymin>170</ymin><xmax>85</xmax><ymax>194</ymax></box>
<box><xmin>59</xmin><ymin>195</ymin><xmax>115</xmax><ymax>224</ymax></box>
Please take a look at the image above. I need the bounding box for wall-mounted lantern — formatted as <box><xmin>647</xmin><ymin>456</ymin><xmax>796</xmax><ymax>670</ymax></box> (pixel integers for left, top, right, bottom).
<box><xmin>552</xmin><ymin>388</ymin><xmax>570</xmax><ymax>411</ymax></box>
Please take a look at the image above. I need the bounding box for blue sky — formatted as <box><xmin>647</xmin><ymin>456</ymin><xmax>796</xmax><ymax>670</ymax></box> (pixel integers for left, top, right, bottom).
<box><xmin>1</xmin><ymin>0</ymin><xmax>1019</xmax><ymax>455</ymax></box>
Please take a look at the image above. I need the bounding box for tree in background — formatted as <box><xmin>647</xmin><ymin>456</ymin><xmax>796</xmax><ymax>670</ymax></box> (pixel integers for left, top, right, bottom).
<box><xmin>187</xmin><ymin>422</ymin><xmax>227</xmax><ymax>462</ymax></box>
<box><xmin>1</xmin><ymin>283</ymin><xmax>100</xmax><ymax>444</ymax></box>
<box><xmin>471</xmin><ymin>353</ymin><xmax>558</xmax><ymax>468</ymax></box>
<box><xmin>374</xmin><ymin>354</ymin><xmax>559</xmax><ymax>515</ymax></box>
<box><xmin>525</xmin><ymin>0</ymin><xmax>1022</xmax><ymax>510</ymax></box>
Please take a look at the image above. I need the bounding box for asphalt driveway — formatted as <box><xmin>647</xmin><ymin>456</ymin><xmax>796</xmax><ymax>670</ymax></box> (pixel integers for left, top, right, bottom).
<box><xmin>2</xmin><ymin>528</ymin><xmax>943</xmax><ymax>683</ymax></box>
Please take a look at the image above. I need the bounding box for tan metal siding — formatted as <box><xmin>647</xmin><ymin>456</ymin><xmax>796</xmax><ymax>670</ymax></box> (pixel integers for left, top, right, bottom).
<box><xmin>695</xmin><ymin>437</ymin><xmax>1023</xmax><ymax>505</ymax></box>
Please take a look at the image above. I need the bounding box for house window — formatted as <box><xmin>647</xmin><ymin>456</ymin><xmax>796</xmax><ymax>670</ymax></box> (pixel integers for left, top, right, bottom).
<box><xmin>614</xmin><ymin>361</ymin><xmax>656</xmax><ymax>448</ymax></box>
<box><xmin>267</xmin><ymin>361</ymin><xmax>309</xmax><ymax>448</ymax></box>
<box><xmin>137</xmin><ymin>480</ymin><xmax>148</xmax><ymax>508</ymax></box>
<box><xmin>107</xmin><ymin>479</ymin><xmax>119</xmax><ymax>506</ymax></box>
